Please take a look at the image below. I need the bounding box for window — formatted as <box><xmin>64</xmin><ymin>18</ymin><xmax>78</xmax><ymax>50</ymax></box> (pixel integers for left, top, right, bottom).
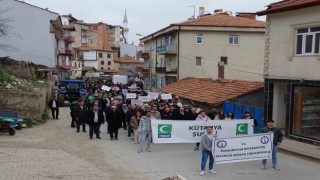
<box><xmin>296</xmin><ymin>27</ymin><xmax>320</xmax><ymax>55</ymax></box>
<box><xmin>229</xmin><ymin>35</ymin><xmax>239</xmax><ymax>45</ymax></box>
<box><xmin>108</xmin><ymin>61</ymin><xmax>111</xmax><ymax>65</ymax></box>
<box><xmin>221</xmin><ymin>57</ymin><xmax>228</xmax><ymax>65</ymax></box>
<box><xmin>166</xmin><ymin>58</ymin><xmax>172</xmax><ymax>66</ymax></box>
<box><xmin>101</xmin><ymin>61</ymin><xmax>104</xmax><ymax>65</ymax></box>
<box><xmin>196</xmin><ymin>57</ymin><xmax>202</xmax><ymax>66</ymax></box>
<box><xmin>107</xmin><ymin>53</ymin><xmax>111</xmax><ymax>58</ymax></box>
<box><xmin>196</xmin><ymin>34</ymin><xmax>203</xmax><ymax>44</ymax></box>
<box><xmin>108</xmin><ymin>67</ymin><xmax>110</xmax><ymax>70</ymax></box>
<box><xmin>101</xmin><ymin>67</ymin><xmax>104</xmax><ymax>70</ymax></box>
<box><xmin>99</xmin><ymin>53</ymin><xmax>103</xmax><ymax>58</ymax></box>
<box><xmin>126</xmin><ymin>63</ymin><xmax>130</xmax><ymax>67</ymax></box>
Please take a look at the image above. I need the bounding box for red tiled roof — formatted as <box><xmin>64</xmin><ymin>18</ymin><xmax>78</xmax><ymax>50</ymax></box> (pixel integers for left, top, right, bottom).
<box><xmin>115</xmin><ymin>56</ymin><xmax>143</xmax><ymax>64</ymax></box>
<box><xmin>160</xmin><ymin>78</ymin><xmax>264</xmax><ymax>105</ymax></box>
<box><xmin>176</xmin><ymin>13</ymin><xmax>265</xmax><ymax>28</ymax></box>
<box><xmin>75</xmin><ymin>46</ymin><xmax>114</xmax><ymax>52</ymax></box>
<box><xmin>59</xmin><ymin>65</ymin><xmax>73</xmax><ymax>70</ymax></box>
<box><xmin>257</xmin><ymin>0</ymin><xmax>320</xmax><ymax>15</ymax></box>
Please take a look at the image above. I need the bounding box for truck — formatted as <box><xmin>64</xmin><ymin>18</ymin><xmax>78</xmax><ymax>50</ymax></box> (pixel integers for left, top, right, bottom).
<box><xmin>112</xmin><ymin>75</ymin><xmax>128</xmax><ymax>84</ymax></box>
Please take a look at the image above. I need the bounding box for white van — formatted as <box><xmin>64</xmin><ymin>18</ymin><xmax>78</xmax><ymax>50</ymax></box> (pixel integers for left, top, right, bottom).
<box><xmin>85</xmin><ymin>72</ymin><xmax>100</xmax><ymax>78</ymax></box>
<box><xmin>112</xmin><ymin>75</ymin><xmax>128</xmax><ymax>84</ymax></box>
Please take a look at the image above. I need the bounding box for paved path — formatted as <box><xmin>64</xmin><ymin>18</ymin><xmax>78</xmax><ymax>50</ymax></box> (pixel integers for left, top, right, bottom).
<box><xmin>1</xmin><ymin>107</ymin><xmax>320</xmax><ymax>180</ymax></box>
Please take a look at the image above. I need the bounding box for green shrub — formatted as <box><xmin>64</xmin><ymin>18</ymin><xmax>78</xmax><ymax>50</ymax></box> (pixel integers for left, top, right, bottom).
<box><xmin>0</xmin><ymin>69</ymin><xmax>12</xmax><ymax>83</ymax></box>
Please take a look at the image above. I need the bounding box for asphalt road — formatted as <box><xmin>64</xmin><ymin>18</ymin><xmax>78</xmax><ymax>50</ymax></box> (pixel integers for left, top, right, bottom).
<box><xmin>0</xmin><ymin>107</ymin><xmax>319</xmax><ymax>180</ymax></box>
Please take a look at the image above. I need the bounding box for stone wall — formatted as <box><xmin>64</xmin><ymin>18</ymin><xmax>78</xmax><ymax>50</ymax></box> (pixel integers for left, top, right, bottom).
<box><xmin>0</xmin><ymin>85</ymin><xmax>52</xmax><ymax>119</ymax></box>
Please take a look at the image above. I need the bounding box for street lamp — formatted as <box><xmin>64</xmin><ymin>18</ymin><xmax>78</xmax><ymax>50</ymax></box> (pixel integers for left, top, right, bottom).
<box><xmin>136</xmin><ymin>33</ymin><xmax>152</xmax><ymax>91</ymax></box>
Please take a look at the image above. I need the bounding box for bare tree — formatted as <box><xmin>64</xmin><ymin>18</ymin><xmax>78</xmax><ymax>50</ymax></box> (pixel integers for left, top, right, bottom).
<box><xmin>0</xmin><ymin>0</ymin><xmax>14</xmax><ymax>50</ymax></box>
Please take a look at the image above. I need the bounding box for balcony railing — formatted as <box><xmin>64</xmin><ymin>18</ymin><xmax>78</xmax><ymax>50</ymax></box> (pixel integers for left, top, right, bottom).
<box><xmin>65</xmin><ymin>50</ymin><xmax>74</xmax><ymax>55</ymax></box>
<box><xmin>65</xmin><ymin>36</ymin><xmax>75</xmax><ymax>43</ymax></box>
<box><xmin>156</xmin><ymin>67</ymin><xmax>166</xmax><ymax>73</ymax></box>
<box><xmin>137</xmin><ymin>51</ymin><xmax>149</xmax><ymax>58</ymax></box>
<box><xmin>166</xmin><ymin>67</ymin><xmax>177</xmax><ymax>74</ymax></box>
<box><xmin>156</xmin><ymin>44</ymin><xmax>177</xmax><ymax>54</ymax></box>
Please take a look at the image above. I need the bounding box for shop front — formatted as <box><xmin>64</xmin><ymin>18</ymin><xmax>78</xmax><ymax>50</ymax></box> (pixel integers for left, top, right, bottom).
<box><xmin>264</xmin><ymin>79</ymin><xmax>320</xmax><ymax>145</ymax></box>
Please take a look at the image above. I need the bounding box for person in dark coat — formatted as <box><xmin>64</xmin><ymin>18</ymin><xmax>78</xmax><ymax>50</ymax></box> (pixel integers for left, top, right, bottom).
<box><xmin>207</xmin><ymin>107</ymin><xmax>218</xmax><ymax>120</ymax></box>
<box><xmin>173</xmin><ymin>107</ymin><xmax>187</xmax><ymax>120</ymax></box>
<box><xmin>126</xmin><ymin>104</ymin><xmax>138</xmax><ymax>137</ymax></box>
<box><xmin>87</xmin><ymin>103</ymin><xmax>104</xmax><ymax>139</ymax></box>
<box><xmin>48</xmin><ymin>95</ymin><xmax>59</xmax><ymax>119</ymax></box>
<box><xmin>70</xmin><ymin>100</ymin><xmax>78</xmax><ymax>128</ymax></box>
<box><xmin>161</xmin><ymin>107</ymin><xmax>172</xmax><ymax>120</ymax></box>
<box><xmin>106</xmin><ymin>105</ymin><xmax>122</xmax><ymax>140</ymax></box>
<box><xmin>188</xmin><ymin>107</ymin><xmax>198</xmax><ymax>120</ymax></box>
<box><xmin>74</xmin><ymin>101</ymin><xmax>88</xmax><ymax>133</ymax></box>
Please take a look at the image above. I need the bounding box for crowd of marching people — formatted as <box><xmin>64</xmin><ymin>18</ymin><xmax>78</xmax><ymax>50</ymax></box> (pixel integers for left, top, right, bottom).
<box><xmin>51</xmin><ymin>77</ymin><xmax>258</xmax><ymax>151</ymax></box>
<box><xmin>48</xmin><ymin>76</ymin><xmax>282</xmax><ymax>176</ymax></box>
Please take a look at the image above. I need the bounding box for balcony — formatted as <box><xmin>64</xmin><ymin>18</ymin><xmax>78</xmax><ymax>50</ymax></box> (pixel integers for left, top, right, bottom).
<box><xmin>137</xmin><ymin>51</ymin><xmax>149</xmax><ymax>58</ymax></box>
<box><xmin>156</xmin><ymin>44</ymin><xmax>177</xmax><ymax>54</ymax></box>
<box><xmin>65</xmin><ymin>50</ymin><xmax>74</xmax><ymax>55</ymax></box>
<box><xmin>156</xmin><ymin>67</ymin><xmax>166</xmax><ymax>73</ymax></box>
<box><xmin>166</xmin><ymin>67</ymin><xmax>177</xmax><ymax>74</ymax></box>
<box><xmin>81</xmin><ymin>39</ymin><xmax>89</xmax><ymax>44</ymax></box>
<box><xmin>65</xmin><ymin>36</ymin><xmax>75</xmax><ymax>43</ymax></box>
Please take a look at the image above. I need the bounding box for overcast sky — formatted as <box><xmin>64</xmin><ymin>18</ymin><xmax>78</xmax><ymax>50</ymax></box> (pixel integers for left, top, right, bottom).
<box><xmin>27</xmin><ymin>0</ymin><xmax>276</xmax><ymax>44</ymax></box>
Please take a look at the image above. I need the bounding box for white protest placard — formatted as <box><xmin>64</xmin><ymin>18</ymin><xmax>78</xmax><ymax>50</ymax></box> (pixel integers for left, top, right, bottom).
<box><xmin>126</xmin><ymin>93</ymin><xmax>137</xmax><ymax>99</ymax></box>
<box><xmin>213</xmin><ymin>133</ymin><xmax>272</xmax><ymax>164</ymax></box>
<box><xmin>101</xmin><ymin>85</ymin><xmax>111</xmax><ymax>91</ymax></box>
<box><xmin>151</xmin><ymin>119</ymin><xmax>254</xmax><ymax>143</ymax></box>
<box><xmin>131</xmin><ymin>99</ymin><xmax>143</xmax><ymax>106</ymax></box>
<box><xmin>138</xmin><ymin>96</ymin><xmax>151</xmax><ymax>102</ymax></box>
<box><xmin>148</xmin><ymin>92</ymin><xmax>159</xmax><ymax>100</ymax></box>
<box><xmin>161</xmin><ymin>94</ymin><xmax>172</xmax><ymax>100</ymax></box>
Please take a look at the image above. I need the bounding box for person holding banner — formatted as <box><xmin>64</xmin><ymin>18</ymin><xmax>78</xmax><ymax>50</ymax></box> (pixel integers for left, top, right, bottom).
<box><xmin>194</xmin><ymin>110</ymin><xmax>211</xmax><ymax>151</ymax></box>
<box><xmin>199</xmin><ymin>126</ymin><xmax>216</xmax><ymax>176</ymax></box>
<box><xmin>261</xmin><ymin>119</ymin><xmax>283</xmax><ymax>170</ymax></box>
<box><xmin>138</xmin><ymin>110</ymin><xmax>155</xmax><ymax>153</ymax></box>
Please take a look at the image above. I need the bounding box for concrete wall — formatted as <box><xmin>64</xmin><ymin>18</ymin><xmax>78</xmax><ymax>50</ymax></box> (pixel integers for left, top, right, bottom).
<box><xmin>266</xmin><ymin>6</ymin><xmax>320</xmax><ymax>80</ymax></box>
<box><xmin>0</xmin><ymin>0</ymin><xmax>59</xmax><ymax>67</ymax></box>
<box><xmin>0</xmin><ymin>86</ymin><xmax>51</xmax><ymax>119</ymax></box>
<box><xmin>179</xmin><ymin>29</ymin><xmax>265</xmax><ymax>81</ymax></box>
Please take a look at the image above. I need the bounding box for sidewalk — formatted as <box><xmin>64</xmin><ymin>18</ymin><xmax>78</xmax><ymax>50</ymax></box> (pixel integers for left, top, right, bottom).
<box><xmin>279</xmin><ymin>137</ymin><xmax>320</xmax><ymax>160</ymax></box>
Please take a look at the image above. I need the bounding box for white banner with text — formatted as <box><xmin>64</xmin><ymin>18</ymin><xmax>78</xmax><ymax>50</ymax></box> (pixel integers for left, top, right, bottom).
<box><xmin>151</xmin><ymin>119</ymin><xmax>254</xmax><ymax>143</ymax></box>
<box><xmin>214</xmin><ymin>133</ymin><xmax>272</xmax><ymax>164</ymax></box>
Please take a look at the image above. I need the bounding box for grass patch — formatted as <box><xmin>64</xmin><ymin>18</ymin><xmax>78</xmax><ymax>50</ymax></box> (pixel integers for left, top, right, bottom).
<box><xmin>0</xmin><ymin>69</ymin><xmax>12</xmax><ymax>83</ymax></box>
<box><xmin>23</xmin><ymin>109</ymin><xmax>50</xmax><ymax>128</ymax></box>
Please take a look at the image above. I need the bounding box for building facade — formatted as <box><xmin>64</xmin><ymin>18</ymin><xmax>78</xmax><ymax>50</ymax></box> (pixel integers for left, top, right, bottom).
<box><xmin>257</xmin><ymin>0</ymin><xmax>320</xmax><ymax>144</ymax></box>
<box><xmin>88</xmin><ymin>23</ymin><xmax>122</xmax><ymax>50</ymax></box>
<box><xmin>0</xmin><ymin>0</ymin><xmax>59</xmax><ymax>67</ymax></box>
<box><xmin>115</xmin><ymin>55</ymin><xmax>143</xmax><ymax>76</ymax></box>
<box><xmin>140</xmin><ymin>12</ymin><xmax>265</xmax><ymax>90</ymax></box>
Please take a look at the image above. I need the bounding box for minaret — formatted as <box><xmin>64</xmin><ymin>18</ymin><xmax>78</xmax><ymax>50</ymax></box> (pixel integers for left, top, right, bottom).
<box><xmin>123</xmin><ymin>10</ymin><xmax>129</xmax><ymax>44</ymax></box>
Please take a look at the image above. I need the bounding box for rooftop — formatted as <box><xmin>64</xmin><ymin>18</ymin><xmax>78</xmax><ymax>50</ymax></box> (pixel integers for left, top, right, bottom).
<box><xmin>176</xmin><ymin>13</ymin><xmax>265</xmax><ymax>28</ymax></box>
<box><xmin>115</xmin><ymin>55</ymin><xmax>143</xmax><ymax>64</ymax></box>
<box><xmin>160</xmin><ymin>78</ymin><xmax>264</xmax><ymax>105</ymax></box>
<box><xmin>257</xmin><ymin>0</ymin><xmax>320</xmax><ymax>15</ymax></box>
<box><xmin>75</xmin><ymin>46</ymin><xmax>114</xmax><ymax>52</ymax></box>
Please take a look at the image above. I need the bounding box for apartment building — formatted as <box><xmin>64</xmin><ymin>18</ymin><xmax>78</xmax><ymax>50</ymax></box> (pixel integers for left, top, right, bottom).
<box><xmin>257</xmin><ymin>0</ymin><xmax>320</xmax><ymax>144</ymax></box>
<box><xmin>140</xmin><ymin>11</ymin><xmax>265</xmax><ymax>89</ymax></box>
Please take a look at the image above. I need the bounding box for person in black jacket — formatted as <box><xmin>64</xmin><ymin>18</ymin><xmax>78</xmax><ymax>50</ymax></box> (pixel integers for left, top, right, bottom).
<box><xmin>207</xmin><ymin>107</ymin><xmax>217</xmax><ymax>120</ymax></box>
<box><xmin>106</xmin><ymin>105</ymin><xmax>122</xmax><ymax>140</ymax></box>
<box><xmin>70</xmin><ymin>101</ymin><xmax>78</xmax><ymax>128</ymax></box>
<box><xmin>74</xmin><ymin>101</ymin><xmax>88</xmax><ymax>133</ymax></box>
<box><xmin>48</xmin><ymin>95</ymin><xmax>59</xmax><ymax>119</ymax></box>
<box><xmin>173</xmin><ymin>107</ymin><xmax>187</xmax><ymax>120</ymax></box>
<box><xmin>161</xmin><ymin>107</ymin><xmax>172</xmax><ymax>120</ymax></box>
<box><xmin>87</xmin><ymin>103</ymin><xmax>104</xmax><ymax>139</ymax></box>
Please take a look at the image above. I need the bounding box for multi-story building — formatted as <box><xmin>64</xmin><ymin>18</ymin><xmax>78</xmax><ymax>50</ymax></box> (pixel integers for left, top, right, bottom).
<box><xmin>88</xmin><ymin>23</ymin><xmax>122</xmax><ymax>50</ymax></box>
<box><xmin>74</xmin><ymin>46</ymin><xmax>115</xmax><ymax>74</ymax></box>
<box><xmin>257</xmin><ymin>0</ymin><xmax>320</xmax><ymax>144</ymax></box>
<box><xmin>72</xmin><ymin>21</ymin><xmax>98</xmax><ymax>48</ymax></box>
<box><xmin>140</xmin><ymin>11</ymin><xmax>266</xmax><ymax>89</ymax></box>
<box><xmin>0</xmin><ymin>0</ymin><xmax>59</xmax><ymax>67</ymax></box>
